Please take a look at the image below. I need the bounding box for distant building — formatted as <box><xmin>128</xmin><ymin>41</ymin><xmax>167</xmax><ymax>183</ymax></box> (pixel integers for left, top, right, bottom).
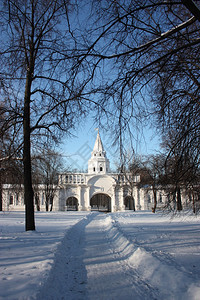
<box><xmin>2</xmin><ymin>131</ymin><xmax>177</xmax><ymax>212</ymax></box>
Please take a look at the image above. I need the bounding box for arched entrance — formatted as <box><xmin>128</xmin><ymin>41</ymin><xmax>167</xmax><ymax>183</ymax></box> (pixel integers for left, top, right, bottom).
<box><xmin>66</xmin><ymin>197</ymin><xmax>78</xmax><ymax>211</ymax></box>
<box><xmin>90</xmin><ymin>193</ymin><xmax>111</xmax><ymax>212</ymax></box>
<box><xmin>124</xmin><ymin>196</ymin><xmax>135</xmax><ymax>210</ymax></box>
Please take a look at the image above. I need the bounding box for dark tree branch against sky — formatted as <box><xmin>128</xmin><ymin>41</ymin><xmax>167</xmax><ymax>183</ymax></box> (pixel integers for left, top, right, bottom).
<box><xmin>1</xmin><ymin>0</ymin><xmax>200</xmax><ymax>229</ymax></box>
<box><xmin>81</xmin><ymin>0</ymin><xmax>200</xmax><ymax>168</ymax></box>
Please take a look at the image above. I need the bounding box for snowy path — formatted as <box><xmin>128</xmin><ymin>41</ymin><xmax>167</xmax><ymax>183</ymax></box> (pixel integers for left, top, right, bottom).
<box><xmin>37</xmin><ymin>213</ymin><xmax>159</xmax><ymax>300</ymax></box>
<box><xmin>83</xmin><ymin>214</ymin><xmax>157</xmax><ymax>300</ymax></box>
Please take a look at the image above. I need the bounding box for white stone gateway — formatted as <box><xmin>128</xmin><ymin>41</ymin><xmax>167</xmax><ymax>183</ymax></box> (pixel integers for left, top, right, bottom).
<box><xmin>2</xmin><ymin>131</ymin><xmax>170</xmax><ymax>212</ymax></box>
<box><xmin>54</xmin><ymin>130</ymin><xmax>141</xmax><ymax>212</ymax></box>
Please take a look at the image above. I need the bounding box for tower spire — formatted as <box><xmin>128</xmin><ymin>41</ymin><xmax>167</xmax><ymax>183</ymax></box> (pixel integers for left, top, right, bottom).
<box><xmin>88</xmin><ymin>130</ymin><xmax>110</xmax><ymax>174</ymax></box>
<box><xmin>93</xmin><ymin>129</ymin><xmax>104</xmax><ymax>153</ymax></box>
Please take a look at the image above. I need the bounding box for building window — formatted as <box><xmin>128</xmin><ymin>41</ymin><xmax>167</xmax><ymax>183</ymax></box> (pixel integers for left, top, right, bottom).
<box><xmin>100</xmin><ymin>167</ymin><xmax>103</xmax><ymax>172</ymax></box>
<box><xmin>93</xmin><ymin>167</ymin><xmax>95</xmax><ymax>172</ymax></box>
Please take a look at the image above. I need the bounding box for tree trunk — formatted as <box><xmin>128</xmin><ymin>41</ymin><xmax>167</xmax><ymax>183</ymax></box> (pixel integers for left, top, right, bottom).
<box><xmin>24</xmin><ymin>71</ymin><xmax>35</xmax><ymax>231</ymax></box>
<box><xmin>35</xmin><ymin>194</ymin><xmax>40</xmax><ymax>211</ymax></box>
<box><xmin>50</xmin><ymin>194</ymin><xmax>53</xmax><ymax>212</ymax></box>
<box><xmin>152</xmin><ymin>189</ymin><xmax>157</xmax><ymax>213</ymax></box>
<box><xmin>45</xmin><ymin>195</ymin><xmax>49</xmax><ymax>212</ymax></box>
<box><xmin>129</xmin><ymin>196</ymin><xmax>135</xmax><ymax>211</ymax></box>
<box><xmin>132</xmin><ymin>196</ymin><xmax>135</xmax><ymax>211</ymax></box>
<box><xmin>173</xmin><ymin>190</ymin><xmax>176</xmax><ymax>210</ymax></box>
<box><xmin>192</xmin><ymin>192</ymin><xmax>196</xmax><ymax>214</ymax></box>
<box><xmin>176</xmin><ymin>186</ymin><xmax>182</xmax><ymax>211</ymax></box>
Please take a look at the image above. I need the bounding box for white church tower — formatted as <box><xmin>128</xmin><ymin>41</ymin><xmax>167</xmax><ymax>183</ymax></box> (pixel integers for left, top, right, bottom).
<box><xmin>88</xmin><ymin>130</ymin><xmax>110</xmax><ymax>174</ymax></box>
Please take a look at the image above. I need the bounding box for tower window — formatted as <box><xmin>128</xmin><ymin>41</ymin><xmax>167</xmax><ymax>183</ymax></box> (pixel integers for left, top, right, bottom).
<box><xmin>100</xmin><ymin>167</ymin><xmax>103</xmax><ymax>172</ymax></box>
<box><xmin>93</xmin><ymin>167</ymin><xmax>95</xmax><ymax>172</ymax></box>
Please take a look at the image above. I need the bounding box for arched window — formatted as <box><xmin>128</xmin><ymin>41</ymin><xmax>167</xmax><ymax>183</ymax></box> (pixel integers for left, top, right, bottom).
<box><xmin>90</xmin><ymin>193</ymin><xmax>111</xmax><ymax>212</ymax></box>
<box><xmin>66</xmin><ymin>197</ymin><xmax>78</xmax><ymax>211</ymax></box>
<box><xmin>100</xmin><ymin>166</ymin><xmax>103</xmax><ymax>172</ymax></box>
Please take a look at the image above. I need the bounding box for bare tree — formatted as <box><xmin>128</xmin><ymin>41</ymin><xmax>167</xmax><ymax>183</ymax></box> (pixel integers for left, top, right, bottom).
<box><xmin>80</xmin><ymin>0</ymin><xmax>200</xmax><ymax>165</ymax></box>
<box><xmin>83</xmin><ymin>1</ymin><xmax>200</xmax><ymax>209</ymax></box>
<box><xmin>32</xmin><ymin>149</ymin><xmax>64</xmax><ymax>211</ymax></box>
<box><xmin>0</xmin><ymin>0</ymin><xmax>93</xmax><ymax>230</ymax></box>
<box><xmin>143</xmin><ymin>155</ymin><xmax>165</xmax><ymax>213</ymax></box>
<box><xmin>129</xmin><ymin>154</ymin><xmax>166</xmax><ymax>213</ymax></box>
<box><xmin>161</xmin><ymin>131</ymin><xmax>200</xmax><ymax>212</ymax></box>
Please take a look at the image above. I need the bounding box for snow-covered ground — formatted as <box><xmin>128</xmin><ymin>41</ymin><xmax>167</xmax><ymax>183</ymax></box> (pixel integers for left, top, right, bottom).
<box><xmin>0</xmin><ymin>211</ymin><xmax>200</xmax><ymax>300</ymax></box>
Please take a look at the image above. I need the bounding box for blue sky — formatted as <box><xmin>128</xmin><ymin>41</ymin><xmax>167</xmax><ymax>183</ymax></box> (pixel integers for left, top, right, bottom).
<box><xmin>59</xmin><ymin>118</ymin><xmax>161</xmax><ymax>172</ymax></box>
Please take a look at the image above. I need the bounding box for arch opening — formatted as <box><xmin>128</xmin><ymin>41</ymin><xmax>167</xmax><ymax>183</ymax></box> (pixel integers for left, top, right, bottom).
<box><xmin>66</xmin><ymin>196</ymin><xmax>78</xmax><ymax>211</ymax></box>
<box><xmin>90</xmin><ymin>193</ymin><xmax>111</xmax><ymax>212</ymax></box>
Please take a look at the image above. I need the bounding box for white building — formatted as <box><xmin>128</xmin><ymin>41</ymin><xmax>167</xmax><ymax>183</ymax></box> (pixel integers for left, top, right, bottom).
<box><xmin>56</xmin><ymin>130</ymin><xmax>141</xmax><ymax>212</ymax></box>
<box><xmin>2</xmin><ymin>131</ymin><xmax>170</xmax><ymax>212</ymax></box>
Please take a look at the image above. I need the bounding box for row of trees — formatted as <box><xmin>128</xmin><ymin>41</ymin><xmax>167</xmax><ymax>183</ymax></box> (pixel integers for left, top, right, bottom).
<box><xmin>126</xmin><ymin>151</ymin><xmax>200</xmax><ymax>214</ymax></box>
<box><xmin>1</xmin><ymin>0</ymin><xmax>200</xmax><ymax>230</ymax></box>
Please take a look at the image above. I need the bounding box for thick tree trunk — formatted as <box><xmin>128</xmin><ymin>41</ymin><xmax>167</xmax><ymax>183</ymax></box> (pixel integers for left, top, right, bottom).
<box><xmin>24</xmin><ymin>71</ymin><xmax>35</xmax><ymax>231</ymax></box>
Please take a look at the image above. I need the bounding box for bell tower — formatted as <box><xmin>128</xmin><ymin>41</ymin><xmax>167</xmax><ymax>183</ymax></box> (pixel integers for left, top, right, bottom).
<box><xmin>88</xmin><ymin>130</ymin><xmax>110</xmax><ymax>174</ymax></box>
